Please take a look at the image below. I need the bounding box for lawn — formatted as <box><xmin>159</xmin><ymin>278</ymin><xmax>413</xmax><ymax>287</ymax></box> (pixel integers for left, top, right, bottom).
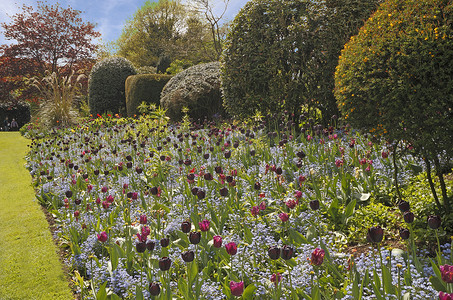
<box><xmin>0</xmin><ymin>132</ymin><xmax>73</xmax><ymax>300</ymax></box>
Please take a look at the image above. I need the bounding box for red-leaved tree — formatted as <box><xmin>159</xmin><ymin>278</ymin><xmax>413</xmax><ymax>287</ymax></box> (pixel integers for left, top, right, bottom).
<box><xmin>0</xmin><ymin>1</ymin><xmax>100</xmax><ymax>102</ymax></box>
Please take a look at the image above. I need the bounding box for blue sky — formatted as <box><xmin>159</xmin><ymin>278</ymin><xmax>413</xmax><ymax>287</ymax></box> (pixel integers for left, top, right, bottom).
<box><xmin>0</xmin><ymin>0</ymin><xmax>246</xmax><ymax>46</ymax></box>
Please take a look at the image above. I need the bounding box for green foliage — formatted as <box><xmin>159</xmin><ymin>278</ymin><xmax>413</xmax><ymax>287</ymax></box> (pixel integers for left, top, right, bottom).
<box><xmin>115</xmin><ymin>0</ymin><xmax>217</xmax><ymax>68</ymax></box>
<box><xmin>0</xmin><ymin>101</ymin><xmax>31</xmax><ymax>129</ymax></box>
<box><xmin>166</xmin><ymin>59</ymin><xmax>193</xmax><ymax>75</ymax></box>
<box><xmin>88</xmin><ymin>56</ymin><xmax>136</xmax><ymax>115</ymax></box>
<box><xmin>33</xmin><ymin>71</ymin><xmax>82</xmax><ymax>128</ymax></box>
<box><xmin>161</xmin><ymin>62</ymin><xmax>224</xmax><ymax>121</ymax></box>
<box><xmin>125</xmin><ymin>74</ymin><xmax>172</xmax><ymax>117</ymax></box>
<box><xmin>335</xmin><ymin>0</ymin><xmax>453</xmax><ymax>159</ymax></box>
<box><xmin>347</xmin><ymin>202</ymin><xmax>399</xmax><ymax>243</ymax></box>
<box><xmin>222</xmin><ymin>0</ymin><xmax>380</xmax><ymax>122</ymax></box>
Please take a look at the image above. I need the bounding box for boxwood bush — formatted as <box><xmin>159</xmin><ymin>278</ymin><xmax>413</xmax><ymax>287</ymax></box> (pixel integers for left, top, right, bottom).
<box><xmin>160</xmin><ymin>62</ymin><xmax>224</xmax><ymax>121</ymax></box>
<box><xmin>222</xmin><ymin>0</ymin><xmax>380</xmax><ymax>123</ymax></box>
<box><xmin>335</xmin><ymin>0</ymin><xmax>453</xmax><ymax>211</ymax></box>
<box><xmin>88</xmin><ymin>56</ymin><xmax>136</xmax><ymax>115</ymax></box>
<box><xmin>125</xmin><ymin>74</ymin><xmax>172</xmax><ymax>117</ymax></box>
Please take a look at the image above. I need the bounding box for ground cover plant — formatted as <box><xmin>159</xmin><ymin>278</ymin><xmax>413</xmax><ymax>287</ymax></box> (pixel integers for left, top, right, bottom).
<box><xmin>25</xmin><ymin>113</ymin><xmax>452</xmax><ymax>300</ymax></box>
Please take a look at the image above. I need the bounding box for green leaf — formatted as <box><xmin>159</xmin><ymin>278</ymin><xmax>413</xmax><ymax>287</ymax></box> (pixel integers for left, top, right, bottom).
<box><xmin>178</xmin><ymin>277</ymin><xmax>188</xmax><ymax>299</ymax></box>
<box><xmin>188</xmin><ymin>261</ymin><xmax>198</xmax><ymax>285</ymax></box>
<box><xmin>381</xmin><ymin>265</ymin><xmax>395</xmax><ymax>294</ymax></box>
<box><xmin>343</xmin><ymin>199</ymin><xmax>356</xmax><ymax>222</ymax></box>
<box><xmin>96</xmin><ymin>281</ymin><xmax>108</xmax><ymax>300</ymax></box>
<box><xmin>107</xmin><ymin>293</ymin><xmax>122</xmax><ymax>300</ymax></box>
<box><xmin>135</xmin><ymin>286</ymin><xmax>144</xmax><ymax>300</ymax></box>
<box><xmin>242</xmin><ymin>284</ymin><xmax>256</xmax><ymax>300</ymax></box>
<box><xmin>306</xmin><ymin>226</ymin><xmax>317</xmax><ymax>241</ymax></box>
<box><xmin>288</xmin><ymin>228</ymin><xmax>309</xmax><ymax>246</ymax></box>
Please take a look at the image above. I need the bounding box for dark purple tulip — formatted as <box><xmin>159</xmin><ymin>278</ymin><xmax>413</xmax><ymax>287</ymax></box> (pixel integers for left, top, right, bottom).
<box><xmin>75</xmin><ymin>199</ymin><xmax>82</xmax><ymax>205</ymax></box>
<box><xmin>399</xmin><ymin>228</ymin><xmax>410</xmax><ymax>240</ymax></box>
<box><xmin>219</xmin><ymin>187</ymin><xmax>229</xmax><ymax>197</ymax></box>
<box><xmin>189</xmin><ymin>231</ymin><xmax>201</xmax><ymax>244</ymax></box>
<box><xmin>94</xmin><ymin>169</ymin><xmax>100</xmax><ymax>175</ymax></box>
<box><xmin>159</xmin><ymin>257</ymin><xmax>171</xmax><ymax>271</ymax></box>
<box><xmin>275</xmin><ymin>167</ymin><xmax>283</xmax><ymax>175</ymax></box>
<box><xmin>203</xmin><ymin>153</ymin><xmax>210</xmax><ymax>159</ymax></box>
<box><xmin>181</xmin><ymin>221</ymin><xmax>191</xmax><ymax>233</ymax></box>
<box><xmin>268</xmin><ymin>246</ymin><xmax>280</xmax><ymax>260</ymax></box>
<box><xmin>204</xmin><ymin>173</ymin><xmax>213</xmax><ymax>180</ymax></box>
<box><xmin>104</xmin><ymin>170</ymin><xmax>109</xmax><ymax>175</ymax></box>
<box><xmin>187</xmin><ymin>173</ymin><xmax>195</xmax><ymax>181</ymax></box>
<box><xmin>254</xmin><ymin>182</ymin><xmax>261</xmax><ymax>190</ymax></box>
<box><xmin>367</xmin><ymin>226</ymin><xmax>384</xmax><ymax>243</ymax></box>
<box><xmin>184</xmin><ymin>159</ymin><xmax>192</xmax><ymax>166</ymax></box>
<box><xmin>65</xmin><ymin>190</ymin><xmax>73</xmax><ymax>198</ymax></box>
<box><xmin>146</xmin><ymin>240</ymin><xmax>155</xmax><ymax>251</ymax></box>
<box><xmin>309</xmin><ymin>200</ymin><xmax>320</xmax><ymax>211</ymax></box>
<box><xmin>398</xmin><ymin>200</ymin><xmax>410</xmax><ymax>213</ymax></box>
<box><xmin>135</xmin><ymin>167</ymin><xmax>143</xmax><ymax>174</ymax></box>
<box><xmin>197</xmin><ymin>189</ymin><xmax>206</xmax><ymax>200</ymax></box>
<box><xmin>191</xmin><ymin>187</ymin><xmax>199</xmax><ymax>196</ymax></box>
<box><xmin>224</xmin><ymin>150</ymin><xmax>231</xmax><ymax>158</ymax></box>
<box><xmin>215</xmin><ymin>166</ymin><xmax>223</xmax><ymax>174</ymax></box>
<box><xmin>403</xmin><ymin>211</ymin><xmax>415</xmax><ymax>224</ymax></box>
<box><xmin>226</xmin><ymin>175</ymin><xmax>233</xmax><ymax>183</ymax></box>
<box><xmin>181</xmin><ymin>250</ymin><xmax>195</xmax><ymax>262</ymax></box>
<box><xmin>160</xmin><ymin>237</ymin><xmax>170</xmax><ymax>248</ymax></box>
<box><xmin>250</xmin><ymin>149</ymin><xmax>256</xmax><ymax>156</ymax></box>
<box><xmin>126</xmin><ymin>155</ymin><xmax>132</xmax><ymax>161</ymax></box>
<box><xmin>136</xmin><ymin>241</ymin><xmax>147</xmax><ymax>253</ymax></box>
<box><xmin>296</xmin><ymin>150</ymin><xmax>306</xmax><ymax>159</ymax></box>
<box><xmin>150</xmin><ymin>187</ymin><xmax>158</xmax><ymax>195</ymax></box>
<box><xmin>281</xmin><ymin>245</ymin><xmax>294</xmax><ymax>260</ymax></box>
<box><xmin>149</xmin><ymin>282</ymin><xmax>160</xmax><ymax>296</ymax></box>
<box><xmin>427</xmin><ymin>215</ymin><xmax>441</xmax><ymax>229</ymax></box>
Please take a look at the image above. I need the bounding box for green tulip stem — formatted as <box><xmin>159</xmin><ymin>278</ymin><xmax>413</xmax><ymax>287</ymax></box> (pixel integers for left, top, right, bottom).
<box><xmin>435</xmin><ymin>229</ymin><xmax>441</xmax><ymax>261</ymax></box>
<box><xmin>397</xmin><ymin>265</ymin><xmax>401</xmax><ymax>300</ymax></box>
<box><xmin>378</xmin><ymin>243</ymin><xmax>386</xmax><ymax>297</ymax></box>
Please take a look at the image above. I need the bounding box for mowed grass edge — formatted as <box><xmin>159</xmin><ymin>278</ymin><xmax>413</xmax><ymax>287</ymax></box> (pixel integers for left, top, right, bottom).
<box><xmin>0</xmin><ymin>132</ymin><xmax>73</xmax><ymax>300</ymax></box>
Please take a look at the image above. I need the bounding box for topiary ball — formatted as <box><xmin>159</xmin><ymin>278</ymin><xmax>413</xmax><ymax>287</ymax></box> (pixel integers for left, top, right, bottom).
<box><xmin>88</xmin><ymin>56</ymin><xmax>136</xmax><ymax>115</ymax></box>
<box><xmin>160</xmin><ymin>62</ymin><xmax>224</xmax><ymax>121</ymax></box>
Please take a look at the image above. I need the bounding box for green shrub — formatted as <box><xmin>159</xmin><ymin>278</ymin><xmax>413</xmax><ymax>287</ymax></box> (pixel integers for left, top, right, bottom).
<box><xmin>221</xmin><ymin>0</ymin><xmax>380</xmax><ymax>122</ymax></box>
<box><xmin>160</xmin><ymin>62</ymin><xmax>223</xmax><ymax>121</ymax></box>
<box><xmin>0</xmin><ymin>101</ymin><xmax>31</xmax><ymax>130</ymax></box>
<box><xmin>335</xmin><ymin>0</ymin><xmax>453</xmax><ymax>211</ymax></box>
<box><xmin>88</xmin><ymin>56</ymin><xmax>136</xmax><ymax>115</ymax></box>
<box><xmin>125</xmin><ymin>74</ymin><xmax>172</xmax><ymax>117</ymax></box>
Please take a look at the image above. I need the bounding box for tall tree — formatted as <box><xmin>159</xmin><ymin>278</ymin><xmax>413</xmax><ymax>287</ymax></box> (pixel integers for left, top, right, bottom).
<box><xmin>0</xmin><ymin>1</ymin><xmax>100</xmax><ymax>74</ymax></box>
<box><xmin>116</xmin><ymin>0</ymin><xmax>218</xmax><ymax>69</ymax></box>
<box><xmin>0</xmin><ymin>1</ymin><xmax>100</xmax><ymax>102</ymax></box>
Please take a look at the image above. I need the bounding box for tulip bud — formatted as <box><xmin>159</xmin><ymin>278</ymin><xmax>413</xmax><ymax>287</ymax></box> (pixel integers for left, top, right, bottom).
<box><xmin>399</xmin><ymin>228</ymin><xmax>410</xmax><ymax>240</ymax></box>
<box><xmin>160</xmin><ymin>237</ymin><xmax>170</xmax><ymax>248</ymax></box>
<box><xmin>311</xmin><ymin>248</ymin><xmax>325</xmax><ymax>266</ymax></box>
<box><xmin>367</xmin><ymin>226</ymin><xmax>384</xmax><ymax>243</ymax></box>
<box><xmin>398</xmin><ymin>200</ymin><xmax>410</xmax><ymax>212</ymax></box>
<box><xmin>213</xmin><ymin>235</ymin><xmax>222</xmax><ymax>248</ymax></box>
<box><xmin>427</xmin><ymin>215</ymin><xmax>441</xmax><ymax>230</ymax></box>
<box><xmin>146</xmin><ymin>240</ymin><xmax>155</xmax><ymax>251</ymax></box>
<box><xmin>149</xmin><ymin>282</ymin><xmax>161</xmax><ymax>296</ymax></box>
<box><xmin>159</xmin><ymin>257</ymin><xmax>171</xmax><ymax>271</ymax></box>
<box><xmin>225</xmin><ymin>242</ymin><xmax>237</xmax><ymax>255</ymax></box>
<box><xmin>281</xmin><ymin>245</ymin><xmax>294</xmax><ymax>260</ymax></box>
<box><xmin>309</xmin><ymin>199</ymin><xmax>320</xmax><ymax>211</ymax></box>
<box><xmin>268</xmin><ymin>246</ymin><xmax>280</xmax><ymax>260</ymax></box>
<box><xmin>181</xmin><ymin>250</ymin><xmax>195</xmax><ymax>262</ymax></box>
<box><xmin>403</xmin><ymin>211</ymin><xmax>415</xmax><ymax>224</ymax></box>
<box><xmin>136</xmin><ymin>241</ymin><xmax>146</xmax><ymax>253</ymax></box>
<box><xmin>181</xmin><ymin>221</ymin><xmax>191</xmax><ymax>233</ymax></box>
<box><xmin>229</xmin><ymin>281</ymin><xmax>244</xmax><ymax>297</ymax></box>
<box><xmin>189</xmin><ymin>231</ymin><xmax>201</xmax><ymax>244</ymax></box>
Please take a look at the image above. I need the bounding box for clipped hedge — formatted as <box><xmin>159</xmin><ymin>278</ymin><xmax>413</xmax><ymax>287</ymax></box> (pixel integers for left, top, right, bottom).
<box><xmin>0</xmin><ymin>101</ymin><xmax>31</xmax><ymax>130</ymax></box>
<box><xmin>88</xmin><ymin>56</ymin><xmax>136</xmax><ymax>115</ymax></box>
<box><xmin>125</xmin><ymin>74</ymin><xmax>172</xmax><ymax>117</ymax></box>
<box><xmin>160</xmin><ymin>62</ymin><xmax>223</xmax><ymax>121</ymax></box>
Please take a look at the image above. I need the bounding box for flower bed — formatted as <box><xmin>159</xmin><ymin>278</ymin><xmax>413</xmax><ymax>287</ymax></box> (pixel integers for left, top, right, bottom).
<box><xmin>26</xmin><ymin>116</ymin><xmax>452</xmax><ymax>299</ymax></box>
